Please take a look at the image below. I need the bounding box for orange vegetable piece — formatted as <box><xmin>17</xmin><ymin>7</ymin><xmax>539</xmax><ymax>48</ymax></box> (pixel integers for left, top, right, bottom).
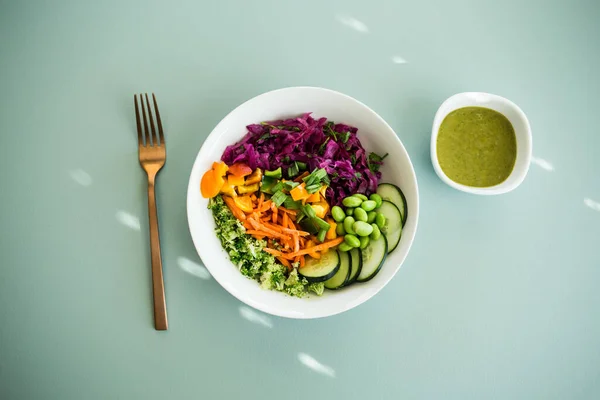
<box><xmin>234</xmin><ymin>195</ymin><xmax>254</xmax><ymax>213</ymax></box>
<box><xmin>290</xmin><ymin>183</ymin><xmax>310</xmax><ymax>201</ymax></box>
<box><xmin>326</xmin><ymin>218</ymin><xmax>337</xmax><ymax>240</ymax></box>
<box><xmin>223</xmin><ymin>195</ymin><xmax>246</xmax><ymax>220</ymax></box>
<box><xmin>212</xmin><ymin>161</ymin><xmax>229</xmax><ymax>177</ymax></box>
<box><xmin>228</xmin><ymin>163</ymin><xmax>253</xmax><ymax>177</ymax></box>
<box><xmin>201</xmin><ymin>169</ymin><xmax>224</xmax><ymax>198</ymax></box>
<box><xmin>220</xmin><ymin>177</ymin><xmax>237</xmax><ymax>197</ymax></box>
<box><xmin>228</xmin><ymin>174</ymin><xmax>245</xmax><ymax>186</ymax></box>
<box><xmin>306</xmin><ymin>192</ymin><xmax>321</xmax><ymax>203</ymax></box>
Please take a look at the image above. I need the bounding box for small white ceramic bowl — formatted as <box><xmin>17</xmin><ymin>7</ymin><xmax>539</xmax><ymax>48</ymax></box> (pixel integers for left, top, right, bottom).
<box><xmin>187</xmin><ymin>87</ymin><xmax>419</xmax><ymax>319</ymax></box>
<box><xmin>430</xmin><ymin>92</ymin><xmax>532</xmax><ymax>195</ymax></box>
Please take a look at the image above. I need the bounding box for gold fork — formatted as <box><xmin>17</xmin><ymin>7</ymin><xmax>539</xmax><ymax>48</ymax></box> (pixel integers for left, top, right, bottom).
<box><xmin>134</xmin><ymin>93</ymin><xmax>168</xmax><ymax>331</ymax></box>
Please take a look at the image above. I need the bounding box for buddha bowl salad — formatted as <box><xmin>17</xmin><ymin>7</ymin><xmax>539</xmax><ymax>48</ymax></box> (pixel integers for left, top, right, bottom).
<box><xmin>200</xmin><ymin>113</ymin><xmax>407</xmax><ymax>297</ymax></box>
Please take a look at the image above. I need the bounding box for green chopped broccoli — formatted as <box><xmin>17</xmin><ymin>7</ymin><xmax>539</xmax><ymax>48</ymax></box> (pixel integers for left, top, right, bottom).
<box><xmin>209</xmin><ymin>195</ymin><xmax>323</xmax><ymax>298</ymax></box>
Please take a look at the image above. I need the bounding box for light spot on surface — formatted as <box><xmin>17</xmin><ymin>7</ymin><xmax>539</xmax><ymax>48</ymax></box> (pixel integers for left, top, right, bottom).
<box><xmin>239</xmin><ymin>306</ymin><xmax>273</xmax><ymax>328</ymax></box>
<box><xmin>335</xmin><ymin>15</ymin><xmax>369</xmax><ymax>33</ymax></box>
<box><xmin>69</xmin><ymin>169</ymin><xmax>92</xmax><ymax>186</ymax></box>
<box><xmin>178</xmin><ymin>257</ymin><xmax>211</xmax><ymax>280</ymax></box>
<box><xmin>392</xmin><ymin>55</ymin><xmax>407</xmax><ymax>64</ymax></box>
<box><xmin>531</xmin><ymin>156</ymin><xmax>554</xmax><ymax>171</ymax></box>
<box><xmin>116</xmin><ymin>210</ymin><xmax>141</xmax><ymax>231</ymax></box>
<box><xmin>584</xmin><ymin>198</ymin><xmax>600</xmax><ymax>212</ymax></box>
<box><xmin>297</xmin><ymin>353</ymin><xmax>336</xmax><ymax>378</ymax></box>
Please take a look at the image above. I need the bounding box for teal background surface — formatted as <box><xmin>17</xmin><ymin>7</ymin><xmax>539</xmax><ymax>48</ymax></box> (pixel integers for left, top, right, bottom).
<box><xmin>1</xmin><ymin>0</ymin><xmax>599</xmax><ymax>399</ymax></box>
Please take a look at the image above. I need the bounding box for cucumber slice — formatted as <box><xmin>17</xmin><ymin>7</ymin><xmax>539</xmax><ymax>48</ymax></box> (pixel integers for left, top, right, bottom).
<box><xmin>298</xmin><ymin>249</ymin><xmax>340</xmax><ymax>282</ymax></box>
<box><xmin>376</xmin><ymin>183</ymin><xmax>408</xmax><ymax>226</ymax></box>
<box><xmin>357</xmin><ymin>234</ymin><xmax>388</xmax><ymax>282</ymax></box>
<box><xmin>377</xmin><ymin>200</ymin><xmax>403</xmax><ymax>253</ymax></box>
<box><xmin>346</xmin><ymin>248</ymin><xmax>363</xmax><ymax>285</ymax></box>
<box><xmin>324</xmin><ymin>250</ymin><xmax>351</xmax><ymax>289</ymax></box>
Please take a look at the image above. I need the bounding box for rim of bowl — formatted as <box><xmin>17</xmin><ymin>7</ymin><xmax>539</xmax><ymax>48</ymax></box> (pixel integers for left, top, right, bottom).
<box><xmin>186</xmin><ymin>86</ymin><xmax>420</xmax><ymax>318</ymax></box>
<box><xmin>430</xmin><ymin>92</ymin><xmax>532</xmax><ymax>195</ymax></box>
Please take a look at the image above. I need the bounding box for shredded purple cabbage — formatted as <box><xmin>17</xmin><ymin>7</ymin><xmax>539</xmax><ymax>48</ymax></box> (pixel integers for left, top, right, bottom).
<box><xmin>221</xmin><ymin>113</ymin><xmax>384</xmax><ymax>205</ymax></box>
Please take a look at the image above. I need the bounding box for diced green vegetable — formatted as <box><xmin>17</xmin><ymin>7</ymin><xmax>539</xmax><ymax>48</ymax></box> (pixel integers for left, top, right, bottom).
<box><xmin>265</xmin><ymin>167</ymin><xmax>282</xmax><ymax>179</ymax></box>
<box><xmin>316</xmin><ymin>229</ymin><xmax>327</xmax><ymax>242</ymax></box>
<box><xmin>287</xmin><ymin>162</ymin><xmax>299</xmax><ymax>178</ymax></box>
<box><xmin>271</xmin><ymin>190</ymin><xmax>287</xmax><ymax>207</ymax></box>
<box><xmin>260</xmin><ymin>176</ymin><xmax>278</xmax><ymax>194</ymax></box>
<box><xmin>283</xmin><ymin>197</ymin><xmax>302</xmax><ymax>210</ymax></box>
<box><xmin>313</xmin><ymin>217</ymin><xmax>331</xmax><ymax>232</ymax></box>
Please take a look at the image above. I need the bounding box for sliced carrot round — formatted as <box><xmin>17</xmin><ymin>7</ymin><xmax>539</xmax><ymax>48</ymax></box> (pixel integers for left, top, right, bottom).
<box><xmin>228</xmin><ymin>163</ymin><xmax>253</xmax><ymax>177</ymax></box>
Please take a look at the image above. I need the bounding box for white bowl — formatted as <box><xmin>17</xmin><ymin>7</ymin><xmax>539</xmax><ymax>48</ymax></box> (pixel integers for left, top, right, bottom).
<box><xmin>187</xmin><ymin>87</ymin><xmax>419</xmax><ymax>319</ymax></box>
<box><xmin>430</xmin><ymin>92</ymin><xmax>532</xmax><ymax>195</ymax></box>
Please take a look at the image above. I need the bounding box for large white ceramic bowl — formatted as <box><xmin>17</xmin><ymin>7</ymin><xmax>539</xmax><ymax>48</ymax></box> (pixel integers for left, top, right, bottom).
<box><xmin>187</xmin><ymin>87</ymin><xmax>419</xmax><ymax>319</ymax></box>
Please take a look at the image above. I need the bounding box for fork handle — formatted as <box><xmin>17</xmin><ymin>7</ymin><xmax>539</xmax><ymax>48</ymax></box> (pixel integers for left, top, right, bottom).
<box><xmin>147</xmin><ymin>176</ymin><xmax>168</xmax><ymax>330</ymax></box>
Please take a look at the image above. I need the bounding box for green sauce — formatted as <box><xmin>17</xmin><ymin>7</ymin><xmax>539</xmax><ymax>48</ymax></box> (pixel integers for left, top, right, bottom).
<box><xmin>436</xmin><ymin>106</ymin><xmax>517</xmax><ymax>187</ymax></box>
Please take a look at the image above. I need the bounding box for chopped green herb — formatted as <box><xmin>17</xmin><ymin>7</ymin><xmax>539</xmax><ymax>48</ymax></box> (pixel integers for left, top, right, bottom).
<box><xmin>367</xmin><ymin>152</ymin><xmax>388</xmax><ymax>173</ymax></box>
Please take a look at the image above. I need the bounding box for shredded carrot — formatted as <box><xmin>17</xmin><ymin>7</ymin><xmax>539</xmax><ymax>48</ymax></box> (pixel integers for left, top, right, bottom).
<box><xmin>223</xmin><ymin>196</ymin><xmax>246</xmax><ymax>220</ymax></box>
<box><xmin>299</xmin><ymin>255</ymin><xmax>305</xmax><ymax>268</ymax></box>
<box><xmin>293</xmin><ymin>233</ymin><xmax>300</xmax><ymax>253</ymax></box>
<box><xmin>272</xmin><ymin>205</ymin><xmax>278</xmax><ymax>224</ymax></box>
<box><xmin>247</xmin><ymin>218</ymin><xmax>291</xmax><ymax>241</ymax></box>
<box><xmin>285</xmin><ymin>237</ymin><xmax>344</xmax><ymax>258</ymax></box>
<box><xmin>257</xmin><ymin>193</ymin><xmax>264</xmax><ymax>210</ymax></box>
<box><xmin>282</xmin><ymin>212</ymin><xmax>289</xmax><ymax>230</ymax></box>
<box><xmin>250</xmin><ymin>194</ymin><xmax>257</xmax><ymax>202</ymax></box>
<box><xmin>277</xmin><ymin>256</ymin><xmax>292</xmax><ymax>269</ymax></box>
<box><xmin>278</xmin><ymin>207</ymin><xmax>297</xmax><ymax>216</ymax></box>
<box><xmin>246</xmin><ymin>230</ymin><xmax>284</xmax><ymax>239</ymax></box>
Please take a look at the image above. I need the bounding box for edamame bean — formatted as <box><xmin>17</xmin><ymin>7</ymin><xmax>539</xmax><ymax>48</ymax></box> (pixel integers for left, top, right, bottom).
<box><xmin>353</xmin><ymin>221</ymin><xmax>374</xmax><ymax>237</ymax></box>
<box><xmin>331</xmin><ymin>206</ymin><xmax>346</xmax><ymax>222</ymax></box>
<box><xmin>359</xmin><ymin>236</ymin><xmax>370</xmax><ymax>249</ymax></box>
<box><xmin>342</xmin><ymin>196</ymin><xmax>363</xmax><ymax>208</ymax></box>
<box><xmin>343</xmin><ymin>216</ymin><xmax>356</xmax><ymax>235</ymax></box>
<box><xmin>344</xmin><ymin>234</ymin><xmax>361</xmax><ymax>248</ymax></box>
<box><xmin>367</xmin><ymin>211</ymin><xmax>377</xmax><ymax>223</ymax></box>
<box><xmin>354</xmin><ymin>207</ymin><xmax>368</xmax><ymax>222</ymax></box>
<box><xmin>375</xmin><ymin>213</ymin><xmax>386</xmax><ymax>229</ymax></box>
<box><xmin>338</xmin><ymin>243</ymin><xmax>353</xmax><ymax>252</ymax></box>
<box><xmin>360</xmin><ymin>200</ymin><xmax>377</xmax><ymax>211</ymax></box>
<box><xmin>369</xmin><ymin>193</ymin><xmax>383</xmax><ymax>208</ymax></box>
<box><xmin>370</xmin><ymin>223</ymin><xmax>381</xmax><ymax>240</ymax></box>
<box><xmin>336</xmin><ymin>223</ymin><xmax>346</xmax><ymax>236</ymax></box>
<box><xmin>353</xmin><ymin>194</ymin><xmax>368</xmax><ymax>201</ymax></box>
<box><xmin>346</xmin><ymin>208</ymin><xmax>354</xmax><ymax>216</ymax></box>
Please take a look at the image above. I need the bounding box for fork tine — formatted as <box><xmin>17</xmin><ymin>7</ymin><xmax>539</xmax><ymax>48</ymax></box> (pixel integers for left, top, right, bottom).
<box><xmin>152</xmin><ymin>93</ymin><xmax>165</xmax><ymax>146</ymax></box>
<box><xmin>145</xmin><ymin>93</ymin><xmax>158</xmax><ymax>147</ymax></box>
<box><xmin>140</xmin><ymin>93</ymin><xmax>151</xmax><ymax>146</ymax></box>
<box><xmin>134</xmin><ymin>95</ymin><xmax>144</xmax><ymax>146</ymax></box>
